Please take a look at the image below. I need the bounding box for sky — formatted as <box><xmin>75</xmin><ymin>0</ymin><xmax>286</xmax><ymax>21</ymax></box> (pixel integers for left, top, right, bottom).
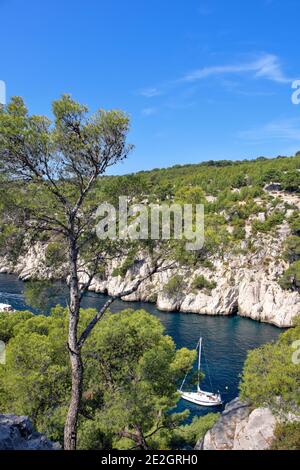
<box><xmin>1</xmin><ymin>0</ymin><xmax>300</xmax><ymax>174</ymax></box>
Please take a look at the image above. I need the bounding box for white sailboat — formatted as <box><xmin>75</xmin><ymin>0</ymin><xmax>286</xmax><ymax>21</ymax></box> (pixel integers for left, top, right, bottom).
<box><xmin>178</xmin><ymin>337</ymin><xmax>223</xmax><ymax>407</ymax></box>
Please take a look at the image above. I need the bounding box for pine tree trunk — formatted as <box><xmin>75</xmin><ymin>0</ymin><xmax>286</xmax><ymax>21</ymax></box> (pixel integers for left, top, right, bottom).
<box><xmin>135</xmin><ymin>426</ymin><xmax>149</xmax><ymax>450</ymax></box>
<box><xmin>64</xmin><ymin>238</ymin><xmax>82</xmax><ymax>450</ymax></box>
<box><xmin>64</xmin><ymin>343</ymin><xmax>83</xmax><ymax>450</ymax></box>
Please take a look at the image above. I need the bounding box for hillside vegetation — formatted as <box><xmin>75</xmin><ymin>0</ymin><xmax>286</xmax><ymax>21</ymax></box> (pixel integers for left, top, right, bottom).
<box><xmin>0</xmin><ymin>153</ymin><xmax>300</xmax><ymax>319</ymax></box>
<box><xmin>95</xmin><ymin>154</ymin><xmax>300</xmax><ymax>288</ymax></box>
<box><xmin>0</xmin><ymin>307</ymin><xmax>218</xmax><ymax>449</ymax></box>
<box><xmin>240</xmin><ymin>317</ymin><xmax>300</xmax><ymax>450</ymax></box>
<box><xmin>2</xmin><ymin>152</ymin><xmax>300</xmax><ymax>247</ymax></box>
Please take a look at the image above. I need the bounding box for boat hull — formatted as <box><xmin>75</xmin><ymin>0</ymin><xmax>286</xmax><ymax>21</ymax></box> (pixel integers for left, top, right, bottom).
<box><xmin>179</xmin><ymin>391</ymin><xmax>223</xmax><ymax>407</ymax></box>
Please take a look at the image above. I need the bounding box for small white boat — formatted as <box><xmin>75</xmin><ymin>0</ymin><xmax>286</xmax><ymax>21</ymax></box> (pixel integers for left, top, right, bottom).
<box><xmin>178</xmin><ymin>337</ymin><xmax>223</xmax><ymax>407</ymax></box>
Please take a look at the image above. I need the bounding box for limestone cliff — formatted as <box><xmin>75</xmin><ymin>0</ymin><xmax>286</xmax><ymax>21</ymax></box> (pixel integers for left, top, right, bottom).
<box><xmin>195</xmin><ymin>398</ymin><xmax>277</xmax><ymax>450</ymax></box>
<box><xmin>0</xmin><ymin>191</ymin><xmax>299</xmax><ymax>328</ymax></box>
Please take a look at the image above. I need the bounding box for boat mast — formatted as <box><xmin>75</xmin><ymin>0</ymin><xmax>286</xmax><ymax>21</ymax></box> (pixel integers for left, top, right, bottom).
<box><xmin>197</xmin><ymin>337</ymin><xmax>202</xmax><ymax>392</ymax></box>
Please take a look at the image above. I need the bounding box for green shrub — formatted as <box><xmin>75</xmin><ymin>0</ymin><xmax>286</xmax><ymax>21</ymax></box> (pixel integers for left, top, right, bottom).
<box><xmin>279</xmin><ymin>260</ymin><xmax>300</xmax><ymax>291</ymax></box>
<box><xmin>0</xmin><ymin>311</ymin><xmax>33</xmax><ymax>343</ymax></box>
<box><xmin>112</xmin><ymin>253</ymin><xmax>136</xmax><ymax>278</ymax></box>
<box><xmin>0</xmin><ymin>224</ymin><xmax>25</xmax><ymax>263</ymax></box>
<box><xmin>168</xmin><ymin>413</ymin><xmax>220</xmax><ymax>449</ymax></box>
<box><xmin>271</xmin><ymin>422</ymin><xmax>300</xmax><ymax>450</ymax></box>
<box><xmin>199</xmin><ymin>259</ymin><xmax>215</xmax><ymax>270</ymax></box>
<box><xmin>289</xmin><ymin>213</ymin><xmax>300</xmax><ymax>236</ymax></box>
<box><xmin>283</xmin><ymin>236</ymin><xmax>300</xmax><ymax>263</ymax></box>
<box><xmin>231</xmin><ymin>173</ymin><xmax>247</xmax><ymax>188</ymax></box>
<box><xmin>163</xmin><ymin>275</ymin><xmax>184</xmax><ymax>296</ymax></box>
<box><xmin>45</xmin><ymin>241</ymin><xmax>66</xmax><ymax>268</ymax></box>
<box><xmin>232</xmin><ymin>226</ymin><xmax>246</xmax><ymax>241</ymax></box>
<box><xmin>282</xmin><ymin>170</ymin><xmax>300</xmax><ymax>192</ymax></box>
<box><xmin>252</xmin><ymin>211</ymin><xmax>285</xmax><ymax>233</ymax></box>
<box><xmin>239</xmin><ymin>322</ymin><xmax>300</xmax><ymax>413</ymax></box>
<box><xmin>192</xmin><ymin>275</ymin><xmax>216</xmax><ymax>292</ymax></box>
<box><xmin>0</xmin><ymin>307</ymin><xmax>196</xmax><ymax>449</ymax></box>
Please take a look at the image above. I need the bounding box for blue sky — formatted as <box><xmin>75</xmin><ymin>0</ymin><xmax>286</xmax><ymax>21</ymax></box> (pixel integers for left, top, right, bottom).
<box><xmin>1</xmin><ymin>0</ymin><xmax>300</xmax><ymax>174</ymax></box>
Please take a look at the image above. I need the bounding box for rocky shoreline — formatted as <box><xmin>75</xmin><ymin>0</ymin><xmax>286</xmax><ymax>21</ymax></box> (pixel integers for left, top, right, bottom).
<box><xmin>0</xmin><ymin>222</ymin><xmax>300</xmax><ymax>327</ymax></box>
<box><xmin>1</xmin><ymin>187</ymin><xmax>300</xmax><ymax>327</ymax></box>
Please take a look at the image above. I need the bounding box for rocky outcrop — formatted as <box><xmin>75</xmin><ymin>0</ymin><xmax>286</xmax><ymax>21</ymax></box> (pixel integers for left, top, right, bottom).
<box><xmin>0</xmin><ymin>197</ymin><xmax>300</xmax><ymax>327</ymax></box>
<box><xmin>67</xmin><ymin>222</ymin><xmax>300</xmax><ymax>327</ymax></box>
<box><xmin>0</xmin><ymin>230</ymin><xmax>300</xmax><ymax>327</ymax></box>
<box><xmin>0</xmin><ymin>414</ymin><xmax>61</xmax><ymax>450</ymax></box>
<box><xmin>0</xmin><ymin>243</ymin><xmax>66</xmax><ymax>281</ymax></box>
<box><xmin>195</xmin><ymin>398</ymin><xmax>276</xmax><ymax>450</ymax></box>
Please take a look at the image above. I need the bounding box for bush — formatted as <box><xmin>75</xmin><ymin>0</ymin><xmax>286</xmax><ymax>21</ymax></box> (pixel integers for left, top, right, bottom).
<box><xmin>163</xmin><ymin>275</ymin><xmax>184</xmax><ymax>296</ymax></box>
<box><xmin>282</xmin><ymin>170</ymin><xmax>300</xmax><ymax>193</ymax></box>
<box><xmin>45</xmin><ymin>241</ymin><xmax>66</xmax><ymax>268</ymax></box>
<box><xmin>271</xmin><ymin>422</ymin><xmax>300</xmax><ymax>450</ymax></box>
<box><xmin>0</xmin><ymin>307</ymin><xmax>196</xmax><ymax>449</ymax></box>
<box><xmin>279</xmin><ymin>261</ymin><xmax>300</xmax><ymax>291</ymax></box>
<box><xmin>252</xmin><ymin>211</ymin><xmax>285</xmax><ymax>233</ymax></box>
<box><xmin>168</xmin><ymin>413</ymin><xmax>220</xmax><ymax>449</ymax></box>
<box><xmin>232</xmin><ymin>226</ymin><xmax>246</xmax><ymax>241</ymax></box>
<box><xmin>192</xmin><ymin>275</ymin><xmax>216</xmax><ymax>292</ymax></box>
<box><xmin>0</xmin><ymin>224</ymin><xmax>25</xmax><ymax>263</ymax></box>
<box><xmin>283</xmin><ymin>236</ymin><xmax>300</xmax><ymax>263</ymax></box>
<box><xmin>112</xmin><ymin>253</ymin><xmax>136</xmax><ymax>278</ymax></box>
<box><xmin>147</xmin><ymin>291</ymin><xmax>158</xmax><ymax>303</ymax></box>
<box><xmin>289</xmin><ymin>213</ymin><xmax>300</xmax><ymax>236</ymax></box>
<box><xmin>239</xmin><ymin>322</ymin><xmax>300</xmax><ymax>413</ymax></box>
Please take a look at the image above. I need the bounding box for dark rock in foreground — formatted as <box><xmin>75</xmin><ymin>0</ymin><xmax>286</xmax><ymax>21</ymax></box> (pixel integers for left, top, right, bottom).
<box><xmin>0</xmin><ymin>414</ymin><xmax>61</xmax><ymax>450</ymax></box>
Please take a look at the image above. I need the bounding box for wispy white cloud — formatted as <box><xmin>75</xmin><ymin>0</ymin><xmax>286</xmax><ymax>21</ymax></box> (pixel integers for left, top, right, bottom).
<box><xmin>139</xmin><ymin>87</ymin><xmax>162</xmax><ymax>98</ymax></box>
<box><xmin>181</xmin><ymin>54</ymin><xmax>292</xmax><ymax>84</ymax></box>
<box><xmin>238</xmin><ymin>118</ymin><xmax>300</xmax><ymax>143</ymax></box>
<box><xmin>138</xmin><ymin>53</ymin><xmax>293</xmax><ymax>107</ymax></box>
<box><xmin>141</xmin><ymin>107</ymin><xmax>157</xmax><ymax>116</ymax></box>
<box><xmin>0</xmin><ymin>80</ymin><xmax>6</xmax><ymax>105</ymax></box>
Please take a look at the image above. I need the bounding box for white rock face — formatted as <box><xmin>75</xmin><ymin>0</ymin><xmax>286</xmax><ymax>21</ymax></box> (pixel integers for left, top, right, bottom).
<box><xmin>196</xmin><ymin>398</ymin><xmax>277</xmax><ymax>450</ymax></box>
<box><xmin>238</xmin><ymin>277</ymin><xmax>300</xmax><ymax>327</ymax></box>
<box><xmin>0</xmin><ymin>217</ymin><xmax>300</xmax><ymax>327</ymax></box>
<box><xmin>0</xmin><ymin>242</ymin><xmax>66</xmax><ymax>281</ymax></box>
<box><xmin>234</xmin><ymin>408</ymin><xmax>276</xmax><ymax>450</ymax></box>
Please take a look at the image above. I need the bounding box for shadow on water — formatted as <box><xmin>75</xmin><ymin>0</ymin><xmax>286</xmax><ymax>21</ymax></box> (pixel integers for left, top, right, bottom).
<box><xmin>0</xmin><ymin>273</ymin><xmax>281</xmax><ymax>420</ymax></box>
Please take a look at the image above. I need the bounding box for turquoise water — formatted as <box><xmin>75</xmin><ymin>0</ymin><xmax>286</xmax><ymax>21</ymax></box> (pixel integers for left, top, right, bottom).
<box><xmin>0</xmin><ymin>273</ymin><xmax>280</xmax><ymax>419</ymax></box>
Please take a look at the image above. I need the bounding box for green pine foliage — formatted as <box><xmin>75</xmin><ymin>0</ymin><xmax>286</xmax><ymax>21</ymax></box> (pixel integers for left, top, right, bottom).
<box><xmin>239</xmin><ymin>317</ymin><xmax>300</xmax><ymax>449</ymax></box>
<box><xmin>191</xmin><ymin>275</ymin><xmax>217</xmax><ymax>292</ymax></box>
<box><xmin>163</xmin><ymin>275</ymin><xmax>185</xmax><ymax>296</ymax></box>
<box><xmin>279</xmin><ymin>260</ymin><xmax>300</xmax><ymax>291</ymax></box>
<box><xmin>271</xmin><ymin>422</ymin><xmax>300</xmax><ymax>450</ymax></box>
<box><xmin>1</xmin><ymin>153</ymin><xmax>300</xmax><ymax>273</ymax></box>
<box><xmin>239</xmin><ymin>321</ymin><xmax>300</xmax><ymax>415</ymax></box>
<box><xmin>0</xmin><ymin>307</ymin><xmax>198</xmax><ymax>449</ymax></box>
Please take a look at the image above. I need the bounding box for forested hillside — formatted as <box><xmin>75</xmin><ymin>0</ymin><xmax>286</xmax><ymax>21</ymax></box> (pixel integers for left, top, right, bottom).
<box><xmin>1</xmin><ymin>153</ymin><xmax>300</xmax><ymax>326</ymax></box>
<box><xmin>100</xmin><ymin>153</ymin><xmax>300</xmax><ymax>202</ymax></box>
